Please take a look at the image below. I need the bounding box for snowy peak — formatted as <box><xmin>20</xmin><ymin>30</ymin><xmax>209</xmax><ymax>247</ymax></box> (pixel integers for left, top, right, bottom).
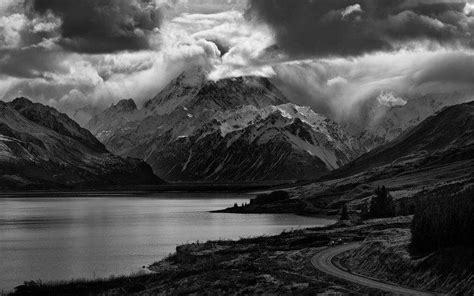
<box><xmin>86</xmin><ymin>98</ymin><xmax>143</xmax><ymax>142</ymax></box>
<box><xmin>143</xmin><ymin>66</ymin><xmax>208</xmax><ymax>115</ymax></box>
<box><xmin>85</xmin><ymin>73</ymin><xmax>363</xmax><ymax>182</ymax></box>
<box><xmin>209</xmin><ymin>103</ymin><xmax>361</xmax><ymax>171</ymax></box>
<box><xmin>214</xmin><ymin>104</ymin><xmax>327</xmax><ymax>137</ymax></box>
<box><xmin>142</xmin><ymin>67</ymin><xmax>287</xmax><ymax>116</ymax></box>
<box><xmin>193</xmin><ymin>76</ymin><xmax>287</xmax><ymax>111</ymax></box>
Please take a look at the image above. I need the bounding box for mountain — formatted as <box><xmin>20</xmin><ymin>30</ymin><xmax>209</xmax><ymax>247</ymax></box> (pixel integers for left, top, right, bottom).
<box><xmin>273</xmin><ymin>100</ymin><xmax>474</xmax><ymax>217</ymax></box>
<box><xmin>346</xmin><ymin>92</ymin><xmax>473</xmax><ymax>151</ymax></box>
<box><xmin>87</xmin><ymin>69</ymin><xmax>362</xmax><ymax>182</ymax></box>
<box><xmin>0</xmin><ymin>98</ymin><xmax>162</xmax><ymax>189</ymax></box>
<box><xmin>334</xmin><ymin>100</ymin><xmax>474</xmax><ymax>177</ymax></box>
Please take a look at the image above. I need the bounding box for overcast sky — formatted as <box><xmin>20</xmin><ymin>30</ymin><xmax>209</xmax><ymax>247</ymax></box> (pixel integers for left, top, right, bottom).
<box><xmin>0</xmin><ymin>0</ymin><xmax>473</xmax><ymax>122</ymax></box>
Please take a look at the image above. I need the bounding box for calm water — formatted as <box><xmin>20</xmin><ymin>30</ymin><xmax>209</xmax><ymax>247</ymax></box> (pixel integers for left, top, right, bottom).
<box><xmin>0</xmin><ymin>193</ymin><xmax>334</xmax><ymax>291</ymax></box>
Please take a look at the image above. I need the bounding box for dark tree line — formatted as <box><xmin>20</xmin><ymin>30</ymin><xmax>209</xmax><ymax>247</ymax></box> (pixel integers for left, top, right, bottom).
<box><xmin>251</xmin><ymin>191</ymin><xmax>290</xmax><ymax>205</ymax></box>
<box><xmin>341</xmin><ymin>186</ymin><xmax>396</xmax><ymax>221</ymax></box>
<box><xmin>411</xmin><ymin>187</ymin><xmax>474</xmax><ymax>253</ymax></box>
<box><xmin>368</xmin><ymin>186</ymin><xmax>395</xmax><ymax>219</ymax></box>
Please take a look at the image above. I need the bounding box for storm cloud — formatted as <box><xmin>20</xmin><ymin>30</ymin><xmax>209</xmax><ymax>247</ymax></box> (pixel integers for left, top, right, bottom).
<box><xmin>27</xmin><ymin>0</ymin><xmax>163</xmax><ymax>53</ymax></box>
<box><xmin>247</xmin><ymin>0</ymin><xmax>474</xmax><ymax>58</ymax></box>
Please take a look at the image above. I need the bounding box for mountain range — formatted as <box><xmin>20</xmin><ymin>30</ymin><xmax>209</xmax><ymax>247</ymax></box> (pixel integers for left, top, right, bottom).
<box><xmin>0</xmin><ymin>98</ymin><xmax>162</xmax><ymax>189</ymax></box>
<box><xmin>86</xmin><ymin>68</ymin><xmax>363</xmax><ymax>182</ymax></box>
<box><xmin>2</xmin><ymin>68</ymin><xmax>473</xmax><ymax>187</ymax></box>
<box><xmin>346</xmin><ymin>92</ymin><xmax>473</xmax><ymax>151</ymax></box>
<box><xmin>284</xmin><ymin>100</ymin><xmax>474</xmax><ymax>215</ymax></box>
<box><xmin>334</xmin><ymin>100</ymin><xmax>474</xmax><ymax>178</ymax></box>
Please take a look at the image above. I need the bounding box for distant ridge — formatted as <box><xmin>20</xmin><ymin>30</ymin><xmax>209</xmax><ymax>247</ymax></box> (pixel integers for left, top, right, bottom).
<box><xmin>332</xmin><ymin>100</ymin><xmax>474</xmax><ymax>178</ymax></box>
<box><xmin>0</xmin><ymin>98</ymin><xmax>163</xmax><ymax>189</ymax></box>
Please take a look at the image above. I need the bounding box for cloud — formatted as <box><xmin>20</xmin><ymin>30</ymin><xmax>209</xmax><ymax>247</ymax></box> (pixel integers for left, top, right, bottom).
<box><xmin>1</xmin><ymin>0</ymin><xmax>473</xmax><ymax>130</ymax></box>
<box><xmin>342</xmin><ymin>4</ymin><xmax>363</xmax><ymax>19</ymax></box>
<box><xmin>411</xmin><ymin>51</ymin><xmax>474</xmax><ymax>86</ymax></box>
<box><xmin>376</xmin><ymin>91</ymin><xmax>407</xmax><ymax>107</ymax></box>
<box><xmin>272</xmin><ymin>49</ymin><xmax>474</xmax><ymax>122</ymax></box>
<box><xmin>164</xmin><ymin>9</ymin><xmax>278</xmax><ymax>80</ymax></box>
<box><xmin>27</xmin><ymin>0</ymin><xmax>164</xmax><ymax>53</ymax></box>
<box><xmin>0</xmin><ymin>45</ymin><xmax>68</xmax><ymax>79</ymax></box>
<box><xmin>0</xmin><ymin>1</ymin><xmax>234</xmax><ymax>114</ymax></box>
<box><xmin>247</xmin><ymin>0</ymin><xmax>474</xmax><ymax>58</ymax></box>
<box><xmin>0</xmin><ymin>13</ymin><xmax>28</xmax><ymax>48</ymax></box>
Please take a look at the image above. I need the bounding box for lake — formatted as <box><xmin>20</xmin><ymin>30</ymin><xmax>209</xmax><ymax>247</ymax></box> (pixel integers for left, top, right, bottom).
<box><xmin>0</xmin><ymin>192</ymin><xmax>335</xmax><ymax>292</ymax></box>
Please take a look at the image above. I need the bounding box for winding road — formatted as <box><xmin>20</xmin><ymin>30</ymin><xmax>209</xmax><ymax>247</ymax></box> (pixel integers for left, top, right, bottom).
<box><xmin>311</xmin><ymin>243</ymin><xmax>436</xmax><ymax>295</ymax></box>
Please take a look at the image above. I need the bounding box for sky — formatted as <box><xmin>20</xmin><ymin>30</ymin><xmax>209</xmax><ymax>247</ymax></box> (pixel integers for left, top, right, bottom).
<box><xmin>0</xmin><ymin>0</ymin><xmax>473</xmax><ymax>123</ymax></box>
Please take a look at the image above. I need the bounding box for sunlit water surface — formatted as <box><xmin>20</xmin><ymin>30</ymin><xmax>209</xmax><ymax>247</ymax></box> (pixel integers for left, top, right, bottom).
<box><xmin>0</xmin><ymin>193</ymin><xmax>335</xmax><ymax>291</ymax></box>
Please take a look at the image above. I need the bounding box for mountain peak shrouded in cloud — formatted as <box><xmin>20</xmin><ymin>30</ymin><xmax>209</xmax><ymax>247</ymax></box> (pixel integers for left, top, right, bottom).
<box><xmin>27</xmin><ymin>0</ymin><xmax>163</xmax><ymax>54</ymax></box>
<box><xmin>0</xmin><ymin>0</ymin><xmax>473</xmax><ymax>130</ymax></box>
<box><xmin>247</xmin><ymin>0</ymin><xmax>474</xmax><ymax>58</ymax></box>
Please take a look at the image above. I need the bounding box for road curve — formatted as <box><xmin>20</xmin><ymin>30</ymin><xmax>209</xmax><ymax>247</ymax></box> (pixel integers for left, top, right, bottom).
<box><xmin>311</xmin><ymin>243</ymin><xmax>436</xmax><ymax>296</ymax></box>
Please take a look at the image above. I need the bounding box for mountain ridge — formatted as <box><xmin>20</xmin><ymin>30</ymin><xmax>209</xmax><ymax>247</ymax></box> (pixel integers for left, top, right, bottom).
<box><xmin>0</xmin><ymin>98</ymin><xmax>163</xmax><ymax>189</ymax></box>
<box><xmin>87</xmin><ymin>71</ymin><xmax>362</xmax><ymax>182</ymax></box>
<box><xmin>331</xmin><ymin>100</ymin><xmax>474</xmax><ymax>178</ymax></box>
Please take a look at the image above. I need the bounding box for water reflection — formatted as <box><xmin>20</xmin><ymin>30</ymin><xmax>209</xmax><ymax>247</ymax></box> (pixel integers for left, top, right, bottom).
<box><xmin>0</xmin><ymin>193</ymin><xmax>335</xmax><ymax>291</ymax></box>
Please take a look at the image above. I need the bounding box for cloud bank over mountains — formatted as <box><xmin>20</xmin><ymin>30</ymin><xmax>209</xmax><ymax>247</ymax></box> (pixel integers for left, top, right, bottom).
<box><xmin>0</xmin><ymin>0</ymin><xmax>473</xmax><ymax>123</ymax></box>
<box><xmin>29</xmin><ymin>0</ymin><xmax>163</xmax><ymax>54</ymax></box>
<box><xmin>248</xmin><ymin>0</ymin><xmax>474</xmax><ymax>58</ymax></box>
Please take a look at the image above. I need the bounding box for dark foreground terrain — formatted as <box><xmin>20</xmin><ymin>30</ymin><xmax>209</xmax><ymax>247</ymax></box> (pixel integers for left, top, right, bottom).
<box><xmin>9</xmin><ymin>216</ymin><xmax>473</xmax><ymax>295</ymax></box>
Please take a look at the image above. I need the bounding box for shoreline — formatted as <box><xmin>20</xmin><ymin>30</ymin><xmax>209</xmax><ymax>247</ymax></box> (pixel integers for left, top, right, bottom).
<box><xmin>0</xmin><ymin>182</ymin><xmax>294</xmax><ymax>197</ymax></box>
<box><xmin>6</xmin><ymin>216</ymin><xmax>473</xmax><ymax>295</ymax></box>
<box><xmin>0</xmin><ymin>196</ymin><xmax>335</xmax><ymax>293</ymax></box>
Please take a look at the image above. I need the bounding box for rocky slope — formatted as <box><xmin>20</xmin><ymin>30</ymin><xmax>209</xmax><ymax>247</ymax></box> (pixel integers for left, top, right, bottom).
<box><xmin>87</xmin><ymin>69</ymin><xmax>362</xmax><ymax>182</ymax></box>
<box><xmin>0</xmin><ymin>98</ymin><xmax>162</xmax><ymax>189</ymax></box>
<box><xmin>335</xmin><ymin>100</ymin><xmax>474</xmax><ymax>177</ymax></box>
<box><xmin>346</xmin><ymin>92</ymin><xmax>473</xmax><ymax>151</ymax></box>
<box><xmin>274</xmin><ymin>101</ymin><xmax>474</xmax><ymax>219</ymax></box>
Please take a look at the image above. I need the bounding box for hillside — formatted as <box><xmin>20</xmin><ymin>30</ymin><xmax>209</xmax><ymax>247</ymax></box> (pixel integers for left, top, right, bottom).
<box><xmin>333</xmin><ymin>101</ymin><xmax>474</xmax><ymax>178</ymax></box>
<box><xmin>229</xmin><ymin>101</ymin><xmax>474</xmax><ymax>216</ymax></box>
<box><xmin>0</xmin><ymin>98</ymin><xmax>162</xmax><ymax>189</ymax></box>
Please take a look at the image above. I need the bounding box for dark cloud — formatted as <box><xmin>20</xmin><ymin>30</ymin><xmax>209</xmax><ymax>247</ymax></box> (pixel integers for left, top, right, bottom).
<box><xmin>247</xmin><ymin>0</ymin><xmax>473</xmax><ymax>58</ymax></box>
<box><xmin>0</xmin><ymin>47</ymin><xmax>68</xmax><ymax>79</ymax></box>
<box><xmin>27</xmin><ymin>0</ymin><xmax>163</xmax><ymax>53</ymax></box>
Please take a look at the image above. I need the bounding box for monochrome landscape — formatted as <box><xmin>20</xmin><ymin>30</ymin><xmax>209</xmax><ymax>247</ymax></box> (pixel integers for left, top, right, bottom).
<box><xmin>0</xmin><ymin>0</ymin><xmax>473</xmax><ymax>295</ymax></box>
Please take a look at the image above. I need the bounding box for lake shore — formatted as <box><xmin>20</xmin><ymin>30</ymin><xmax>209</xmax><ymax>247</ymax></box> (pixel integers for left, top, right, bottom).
<box><xmin>9</xmin><ymin>216</ymin><xmax>472</xmax><ymax>296</ymax></box>
<box><xmin>0</xmin><ymin>194</ymin><xmax>333</xmax><ymax>292</ymax></box>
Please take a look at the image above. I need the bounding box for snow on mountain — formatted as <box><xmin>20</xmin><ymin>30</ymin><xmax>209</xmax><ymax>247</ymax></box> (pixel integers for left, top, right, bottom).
<box><xmin>87</xmin><ymin>69</ymin><xmax>362</xmax><ymax>182</ymax></box>
<box><xmin>213</xmin><ymin>103</ymin><xmax>360</xmax><ymax>170</ymax></box>
<box><xmin>347</xmin><ymin>92</ymin><xmax>474</xmax><ymax>151</ymax></box>
<box><xmin>334</xmin><ymin>100</ymin><xmax>474</xmax><ymax>178</ymax></box>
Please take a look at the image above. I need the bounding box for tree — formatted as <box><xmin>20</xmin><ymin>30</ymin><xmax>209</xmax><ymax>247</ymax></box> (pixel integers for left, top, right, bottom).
<box><xmin>360</xmin><ymin>203</ymin><xmax>370</xmax><ymax>220</ymax></box>
<box><xmin>368</xmin><ymin>186</ymin><xmax>395</xmax><ymax>218</ymax></box>
<box><xmin>411</xmin><ymin>188</ymin><xmax>474</xmax><ymax>253</ymax></box>
<box><xmin>340</xmin><ymin>204</ymin><xmax>350</xmax><ymax>221</ymax></box>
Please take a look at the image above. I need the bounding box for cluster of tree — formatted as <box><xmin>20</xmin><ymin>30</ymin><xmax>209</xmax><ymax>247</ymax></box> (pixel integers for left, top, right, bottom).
<box><xmin>368</xmin><ymin>186</ymin><xmax>396</xmax><ymax>218</ymax></box>
<box><xmin>341</xmin><ymin>186</ymin><xmax>397</xmax><ymax>221</ymax></box>
<box><xmin>411</xmin><ymin>187</ymin><xmax>474</xmax><ymax>253</ymax></box>
<box><xmin>251</xmin><ymin>191</ymin><xmax>290</xmax><ymax>205</ymax></box>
